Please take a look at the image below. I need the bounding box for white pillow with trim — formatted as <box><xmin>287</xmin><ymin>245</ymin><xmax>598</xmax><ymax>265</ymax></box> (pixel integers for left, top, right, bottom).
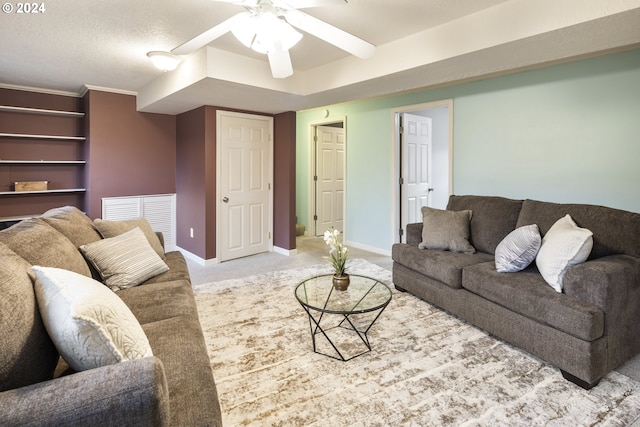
<box><xmin>536</xmin><ymin>214</ymin><xmax>593</xmax><ymax>292</ymax></box>
<box><xmin>33</xmin><ymin>266</ymin><xmax>153</xmax><ymax>372</ymax></box>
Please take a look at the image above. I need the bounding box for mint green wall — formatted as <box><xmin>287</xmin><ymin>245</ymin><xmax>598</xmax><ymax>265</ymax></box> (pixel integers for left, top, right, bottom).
<box><xmin>296</xmin><ymin>49</ymin><xmax>640</xmax><ymax>253</ymax></box>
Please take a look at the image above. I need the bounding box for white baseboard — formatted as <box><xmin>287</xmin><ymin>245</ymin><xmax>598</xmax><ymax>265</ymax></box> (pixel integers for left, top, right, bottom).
<box><xmin>274</xmin><ymin>246</ymin><xmax>297</xmax><ymax>256</ymax></box>
<box><xmin>176</xmin><ymin>246</ymin><xmax>218</xmax><ymax>266</ymax></box>
<box><xmin>345</xmin><ymin>240</ymin><xmax>391</xmax><ymax>257</ymax></box>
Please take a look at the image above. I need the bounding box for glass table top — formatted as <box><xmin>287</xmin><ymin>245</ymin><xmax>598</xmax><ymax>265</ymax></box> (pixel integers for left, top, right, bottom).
<box><xmin>295</xmin><ymin>274</ymin><xmax>392</xmax><ymax>314</ymax></box>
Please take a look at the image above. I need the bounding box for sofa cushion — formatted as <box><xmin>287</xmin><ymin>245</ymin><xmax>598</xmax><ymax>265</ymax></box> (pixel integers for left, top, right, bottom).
<box><xmin>447</xmin><ymin>195</ymin><xmax>524</xmax><ymax>255</ymax></box>
<box><xmin>392</xmin><ymin>243</ymin><xmax>493</xmax><ymax>289</ymax></box>
<box><xmin>41</xmin><ymin>206</ymin><xmax>102</xmax><ymax>248</ymax></box>
<box><xmin>80</xmin><ymin>228</ymin><xmax>169</xmax><ymax>292</ymax></box>
<box><xmin>0</xmin><ymin>243</ymin><xmax>59</xmax><ymax>391</ymax></box>
<box><xmin>462</xmin><ymin>261</ymin><xmax>604</xmax><ymax>341</ymax></box>
<box><xmin>33</xmin><ymin>266</ymin><xmax>154</xmax><ymax>372</ymax></box>
<box><xmin>0</xmin><ymin>218</ymin><xmax>91</xmax><ymax>277</ymax></box>
<box><xmin>119</xmin><ymin>280</ymin><xmax>197</xmax><ymax>325</ymax></box>
<box><xmin>142</xmin><ymin>251</ymin><xmax>191</xmax><ymax>285</ymax></box>
<box><xmin>495</xmin><ymin>224</ymin><xmax>541</xmax><ymax>273</ymax></box>
<box><xmin>418</xmin><ymin>207</ymin><xmax>475</xmax><ymax>254</ymax></box>
<box><xmin>94</xmin><ymin>218</ymin><xmax>166</xmax><ymax>260</ymax></box>
<box><xmin>143</xmin><ymin>315</ymin><xmax>222</xmax><ymax>426</ymax></box>
<box><xmin>536</xmin><ymin>215</ymin><xmax>593</xmax><ymax>293</ymax></box>
<box><xmin>516</xmin><ymin>199</ymin><xmax>640</xmax><ymax>259</ymax></box>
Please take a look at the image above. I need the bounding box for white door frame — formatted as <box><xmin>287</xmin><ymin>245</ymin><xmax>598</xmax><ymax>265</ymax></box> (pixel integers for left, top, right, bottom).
<box><xmin>216</xmin><ymin>110</ymin><xmax>274</xmax><ymax>262</ymax></box>
<box><xmin>307</xmin><ymin>117</ymin><xmax>347</xmax><ymax>236</ymax></box>
<box><xmin>391</xmin><ymin>99</ymin><xmax>454</xmax><ymax>244</ymax></box>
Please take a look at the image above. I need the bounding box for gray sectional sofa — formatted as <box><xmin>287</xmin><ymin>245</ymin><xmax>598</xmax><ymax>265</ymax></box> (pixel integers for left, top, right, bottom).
<box><xmin>0</xmin><ymin>206</ymin><xmax>222</xmax><ymax>426</ymax></box>
<box><xmin>392</xmin><ymin>195</ymin><xmax>640</xmax><ymax>389</ymax></box>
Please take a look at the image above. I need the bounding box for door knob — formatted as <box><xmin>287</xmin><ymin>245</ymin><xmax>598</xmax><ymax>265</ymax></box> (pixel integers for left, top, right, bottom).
<box><xmin>222</xmin><ymin>197</ymin><xmax>229</xmax><ymax>203</ymax></box>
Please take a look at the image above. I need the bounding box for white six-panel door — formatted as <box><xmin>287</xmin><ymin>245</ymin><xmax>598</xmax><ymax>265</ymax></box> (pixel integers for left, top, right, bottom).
<box><xmin>217</xmin><ymin>111</ymin><xmax>272</xmax><ymax>262</ymax></box>
<box><xmin>315</xmin><ymin>125</ymin><xmax>345</xmax><ymax>235</ymax></box>
<box><xmin>401</xmin><ymin>113</ymin><xmax>432</xmax><ymax>239</ymax></box>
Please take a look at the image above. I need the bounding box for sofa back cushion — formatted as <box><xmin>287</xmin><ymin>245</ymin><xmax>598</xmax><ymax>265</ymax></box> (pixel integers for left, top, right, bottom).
<box><xmin>41</xmin><ymin>206</ymin><xmax>102</xmax><ymax>248</ymax></box>
<box><xmin>446</xmin><ymin>195</ymin><xmax>524</xmax><ymax>254</ymax></box>
<box><xmin>0</xmin><ymin>243</ymin><xmax>59</xmax><ymax>391</ymax></box>
<box><xmin>516</xmin><ymin>199</ymin><xmax>640</xmax><ymax>259</ymax></box>
<box><xmin>0</xmin><ymin>218</ymin><xmax>91</xmax><ymax>277</ymax></box>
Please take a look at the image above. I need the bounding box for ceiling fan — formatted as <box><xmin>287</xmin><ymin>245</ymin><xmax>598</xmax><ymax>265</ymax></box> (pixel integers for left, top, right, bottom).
<box><xmin>170</xmin><ymin>0</ymin><xmax>376</xmax><ymax>78</ymax></box>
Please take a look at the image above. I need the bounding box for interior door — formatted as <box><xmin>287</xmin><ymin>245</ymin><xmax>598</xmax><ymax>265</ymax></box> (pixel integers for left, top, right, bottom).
<box><xmin>401</xmin><ymin>113</ymin><xmax>432</xmax><ymax>241</ymax></box>
<box><xmin>218</xmin><ymin>111</ymin><xmax>272</xmax><ymax>262</ymax></box>
<box><xmin>315</xmin><ymin>125</ymin><xmax>345</xmax><ymax>235</ymax></box>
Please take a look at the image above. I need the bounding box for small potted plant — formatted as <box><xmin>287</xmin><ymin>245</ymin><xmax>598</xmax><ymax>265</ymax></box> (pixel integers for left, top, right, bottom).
<box><xmin>324</xmin><ymin>227</ymin><xmax>349</xmax><ymax>290</ymax></box>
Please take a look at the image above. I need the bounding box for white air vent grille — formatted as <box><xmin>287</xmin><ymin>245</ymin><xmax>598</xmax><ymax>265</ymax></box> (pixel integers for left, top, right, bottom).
<box><xmin>102</xmin><ymin>194</ymin><xmax>176</xmax><ymax>251</ymax></box>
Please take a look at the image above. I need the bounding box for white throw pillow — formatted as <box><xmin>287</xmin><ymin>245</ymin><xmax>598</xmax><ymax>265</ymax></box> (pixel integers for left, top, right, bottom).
<box><xmin>80</xmin><ymin>227</ymin><xmax>169</xmax><ymax>291</ymax></box>
<box><xmin>536</xmin><ymin>214</ymin><xmax>593</xmax><ymax>292</ymax></box>
<box><xmin>33</xmin><ymin>266</ymin><xmax>153</xmax><ymax>372</ymax></box>
<box><xmin>495</xmin><ymin>224</ymin><xmax>541</xmax><ymax>273</ymax></box>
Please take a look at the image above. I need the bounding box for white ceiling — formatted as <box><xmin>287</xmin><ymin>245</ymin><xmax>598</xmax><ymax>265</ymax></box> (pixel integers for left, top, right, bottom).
<box><xmin>1</xmin><ymin>0</ymin><xmax>639</xmax><ymax>115</ymax></box>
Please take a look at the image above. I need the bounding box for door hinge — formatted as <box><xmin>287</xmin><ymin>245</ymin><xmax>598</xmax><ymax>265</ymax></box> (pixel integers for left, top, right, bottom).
<box><xmin>268</xmin><ymin>183</ymin><xmax>271</xmax><ymax>190</ymax></box>
<box><xmin>313</xmin><ymin>215</ymin><xmax>318</xmax><ymax>221</ymax></box>
<box><xmin>399</xmin><ymin>177</ymin><xmax>404</xmax><ymax>185</ymax></box>
<box><xmin>314</xmin><ymin>175</ymin><xmax>318</xmax><ymax>182</ymax></box>
<box><xmin>268</xmin><ymin>232</ymin><xmax>271</xmax><ymax>239</ymax></box>
<box><xmin>313</xmin><ymin>135</ymin><xmax>318</xmax><ymax>143</ymax></box>
<box><xmin>399</xmin><ymin>126</ymin><xmax>404</xmax><ymax>135</ymax></box>
<box><xmin>399</xmin><ymin>228</ymin><xmax>404</xmax><ymax>236</ymax></box>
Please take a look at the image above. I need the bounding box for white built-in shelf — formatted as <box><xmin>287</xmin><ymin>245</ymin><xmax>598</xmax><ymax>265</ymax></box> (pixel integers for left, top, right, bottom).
<box><xmin>0</xmin><ymin>132</ymin><xmax>86</xmax><ymax>141</ymax></box>
<box><xmin>0</xmin><ymin>188</ymin><xmax>86</xmax><ymax>196</ymax></box>
<box><xmin>0</xmin><ymin>160</ymin><xmax>86</xmax><ymax>164</ymax></box>
<box><xmin>0</xmin><ymin>105</ymin><xmax>85</xmax><ymax>117</ymax></box>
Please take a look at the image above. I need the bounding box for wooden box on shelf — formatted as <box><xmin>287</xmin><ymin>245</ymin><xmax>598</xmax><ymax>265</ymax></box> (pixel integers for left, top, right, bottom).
<box><xmin>14</xmin><ymin>181</ymin><xmax>49</xmax><ymax>192</ymax></box>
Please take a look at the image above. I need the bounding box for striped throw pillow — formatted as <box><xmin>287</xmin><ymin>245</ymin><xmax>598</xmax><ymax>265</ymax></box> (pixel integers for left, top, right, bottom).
<box><xmin>80</xmin><ymin>227</ymin><xmax>169</xmax><ymax>291</ymax></box>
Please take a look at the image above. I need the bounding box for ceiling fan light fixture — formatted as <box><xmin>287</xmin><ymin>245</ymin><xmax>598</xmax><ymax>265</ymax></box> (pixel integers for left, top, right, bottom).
<box><xmin>147</xmin><ymin>51</ymin><xmax>181</xmax><ymax>71</ymax></box>
<box><xmin>231</xmin><ymin>10</ymin><xmax>302</xmax><ymax>54</ymax></box>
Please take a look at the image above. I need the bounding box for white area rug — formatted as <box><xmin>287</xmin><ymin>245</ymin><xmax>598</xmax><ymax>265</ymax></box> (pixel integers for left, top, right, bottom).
<box><xmin>194</xmin><ymin>259</ymin><xmax>640</xmax><ymax>426</ymax></box>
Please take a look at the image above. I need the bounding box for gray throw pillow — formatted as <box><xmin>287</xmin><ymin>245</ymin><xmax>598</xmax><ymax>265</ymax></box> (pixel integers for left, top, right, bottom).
<box><xmin>418</xmin><ymin>207</ymin><xmax>475</xmax><ymax>254</ymax></box>
<box><xmin>495</xmin><ymin>224</ymin><xmax>541</xmax><ymax>273</ymax></box>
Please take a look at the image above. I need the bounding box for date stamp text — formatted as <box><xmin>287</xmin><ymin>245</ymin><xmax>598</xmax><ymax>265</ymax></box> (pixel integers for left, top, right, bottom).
<box><xmin>2</xmin><ymin>3</ymin><xmax>46</xmax><ymax>14</ymax></box>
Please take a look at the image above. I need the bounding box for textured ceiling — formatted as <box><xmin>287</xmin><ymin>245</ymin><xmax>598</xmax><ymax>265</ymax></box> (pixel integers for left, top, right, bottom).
<box><xmin>1</xmin><ymin>0</ymin><xmax>639</xmax><ymax>114</ymax></box>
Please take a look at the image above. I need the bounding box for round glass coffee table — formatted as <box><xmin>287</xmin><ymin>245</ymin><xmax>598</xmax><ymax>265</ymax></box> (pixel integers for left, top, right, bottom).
<box><xmin>295</xmin><ymin>274</ymin><xmax>392</xmax><ymax>361</ymax></box>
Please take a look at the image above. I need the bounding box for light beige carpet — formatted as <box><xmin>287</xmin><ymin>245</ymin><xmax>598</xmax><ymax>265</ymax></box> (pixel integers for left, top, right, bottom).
<box><xmin>194</xmin><ymin>259</ymin><xmax>640</xmax><ymax>426</ymax></box>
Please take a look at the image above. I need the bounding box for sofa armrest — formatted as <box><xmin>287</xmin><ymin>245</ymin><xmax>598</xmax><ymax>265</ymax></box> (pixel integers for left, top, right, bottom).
<box><xmin>406</xmin><ymin>222</ymin><xmax>423</xmax><ymax>247</ymax></box>
<box><xmin>563</xmin><ymin>254</ymin><xmax>640</xmax><ymax>312</ymax></box>
<box><xmin>0</xmin><ymin>357</ymin><xmax>170</xmax><ymax>427</ymax></box>
<box><xmin>155</xmin><ymin>231</ymin><xmax>165</xmax><ymax>250</ymax></box>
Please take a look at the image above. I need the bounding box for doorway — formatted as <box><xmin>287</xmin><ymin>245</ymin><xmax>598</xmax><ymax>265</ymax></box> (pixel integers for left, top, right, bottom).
<box><xmin>393</xmin><ymin>100</ymin><xmax>453</xmax><ymax>243</ymax></box>
<box><xmin>309</xmin><ymin>120</ymin><xmax>346</xmax><ymax>236</ymax></box>
<box><xmin>217</xmin><ymin>110</ymin><xmax>273</xmax><ymax>262</ymax></box>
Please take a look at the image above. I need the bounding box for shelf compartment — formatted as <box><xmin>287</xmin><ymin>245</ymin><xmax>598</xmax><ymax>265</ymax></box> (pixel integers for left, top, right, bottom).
<box><xmin>0</xmin><ymin>105</ymin><xmax>85</xmax><ymax>117</ymax></box>
<box><xmin>0</xmin><ymin>160</ymin><xmax>86</xmax><ymax>164</ymax></box>
<box><xmin>0</xmin><ymin>188</ymin><xmax>86</xmax><ymax>195</ymax></box>
<box><xmin>0</xmin><ymin>133</ymin><xmax>85</xmax><ymax>141</ymax></box>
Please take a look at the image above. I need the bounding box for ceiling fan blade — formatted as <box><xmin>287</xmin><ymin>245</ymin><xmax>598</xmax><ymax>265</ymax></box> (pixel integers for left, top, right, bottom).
<box><xmin>276</xmin><ymin>0</ymin><xmax>346</xmax><ymax>8</ymax></box>
<box><xmin>211</xmin><ymin>0</ymin><xmax>258</xmax><ymax>5</ymax></box>
<box><xmin>171</xmin><ymin>13</ymin><xmax>246</xmax><ymax>55</ymax></box>
<box><xmin>268</xmin><ymin>49</ymin><xmax>293</xmax><ymax>78</ymax></box>
<box><xmin>285</xmin><ymin>10</ymin><xmax>375</xmax><ymax>59</ymax></box>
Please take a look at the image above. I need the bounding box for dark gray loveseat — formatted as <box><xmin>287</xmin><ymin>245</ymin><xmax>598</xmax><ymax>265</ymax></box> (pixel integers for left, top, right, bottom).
<box><xmin>0</xmin><ymin>206</ymin><xmax>222</xmax><ymax>426</ymax></box>
<box><xmin>392</xmin><ymin>195</ymin><xmax>640</xmax><ymax>389</ymax></box>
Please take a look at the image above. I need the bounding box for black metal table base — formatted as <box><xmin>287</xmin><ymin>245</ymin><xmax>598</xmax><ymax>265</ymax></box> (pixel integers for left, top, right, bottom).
<box><xmin>302</xmin><ymin>305</ymin><xmax>388</xmax><ymax>361</ymax></box>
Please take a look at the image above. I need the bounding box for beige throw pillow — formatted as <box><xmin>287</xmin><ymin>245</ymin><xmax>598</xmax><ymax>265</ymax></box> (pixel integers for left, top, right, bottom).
<box><xmin>94</xmin><ymin>218</ymin><xmax>165</xmax><ymax>260</ymax></box>
<box><xmin>80</xmin><ymin>227</ymin><xmax>169</xmax><ymax>291</ymax></box>
<box><xmin>418</xmin><ymin>207</ymin><xmax>475</xmax><ymax>254</ymax></box>
<box><xmin>536</xmin><ymin>214</ymin><xmax>593</xmax><ymax>292</ymax></box>
<box><xmin>33</xmin><ymin>266</ymin><xmax>153</xmax><ymax>372</ymax></box>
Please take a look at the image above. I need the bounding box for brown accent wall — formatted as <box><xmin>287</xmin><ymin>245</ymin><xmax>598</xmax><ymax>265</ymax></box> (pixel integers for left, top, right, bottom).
<box><xmin>175</xmin><ymin>106</ymin><xmax>217</xmax><ymax>259</ymax></box>
<box><xmin>84</xmin><ymin>90</ymin><xmax>176</xmax><ymax>218</ymax></box>
<box><xmin>274</xmin><ymin>111</ymin><xmax>296</xmax><ymax>250</ymax></box>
